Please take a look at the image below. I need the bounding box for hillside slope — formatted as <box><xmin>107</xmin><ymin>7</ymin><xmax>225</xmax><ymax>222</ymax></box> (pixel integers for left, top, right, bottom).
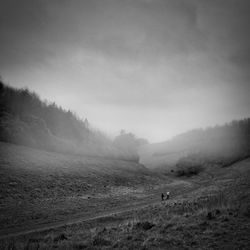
<box><xmin>139</xmin><ymin>119</ymin><xmax>250</xmax><ymax>170</ymax></box>
<box><xmin>0</xmin><ymin>142</ymin><xmax>165</xmax><ymax>229</ymax></box>
<box><xmin>1</xmin><ymin>154</ymin><xmax>250</xmax><ymax>249</ymax></box>
<box><xmin>0</xmin><ymin>81</ymin><xmax>139</xmax><ymax>161</ymax></box>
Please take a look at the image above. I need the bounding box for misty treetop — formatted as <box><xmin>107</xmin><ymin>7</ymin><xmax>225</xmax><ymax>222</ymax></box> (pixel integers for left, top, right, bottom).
<box><xmin>113</xmin><ymin>130</ymin><xmax>148</xmax><ymax>162</ymax></box>
<box><xmin>0</xmin><ymin>81</ymin><xmax>90</xmax><ymax>142</ymax></box>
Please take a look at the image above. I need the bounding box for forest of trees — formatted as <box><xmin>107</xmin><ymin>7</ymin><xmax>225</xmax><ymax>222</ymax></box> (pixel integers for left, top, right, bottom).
<box><xmin>2</xmin><ymin>79</ymin><xmax>249</xmax><ymax>166</ymax></box>
<box><xmin>0</xmin><ymin>80</ymin><xmax>141</xmax><ymax>161</ymax></box>
<box><xmin>155</xmin><ymin>118</ymin><xmax>250</xmax><ymax>168</ymax></box>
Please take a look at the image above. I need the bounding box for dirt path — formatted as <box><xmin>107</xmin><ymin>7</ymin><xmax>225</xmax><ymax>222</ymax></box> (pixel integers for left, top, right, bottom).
<box><xmin>2</xmin><ymin>159</ymin><xmax>248</xmax><ymax>241</ymax></box>
<box><xmin>0</xmin><ymin>178</ymin><xmax>198</xmax><ymax>240</ymax></box>
<box><xmin>0</xmin><ymin>183</ymin><xmax>197</xmax><ymax>240</ymax></box>
<box><xmin>0</xmin><ymin>196</ymin><xmax>170</xmax><ymax>240</ymax></box>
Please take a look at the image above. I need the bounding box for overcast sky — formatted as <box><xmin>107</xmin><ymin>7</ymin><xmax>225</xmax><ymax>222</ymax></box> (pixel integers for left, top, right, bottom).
<box><xmin>1</xmin><ymin>0</ymin><xmax>250</xmax><ymax>142</ymax></box>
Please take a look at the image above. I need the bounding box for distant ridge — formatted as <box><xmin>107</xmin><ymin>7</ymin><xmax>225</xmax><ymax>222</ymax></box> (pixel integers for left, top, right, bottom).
<box><xmin>139</xmin><ymin>118</ymin><xmax>250</xmax><ymax>169</ymax></box>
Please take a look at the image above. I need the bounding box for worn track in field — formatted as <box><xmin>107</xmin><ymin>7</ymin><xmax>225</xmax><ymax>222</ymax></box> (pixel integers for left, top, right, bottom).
<box><xmin>0</xmin><ymin>182</ymin><xmax>199</xmax><ymax>240</ymax></box>
<box><xmin>1</xmin><ymin>158</ymin><xmax>249</xmax><ymax>240</ymax></box>
<box><xmin>0</xmin><ymin>196</ymin><xmax>177</xmax><ymax>240</ymax></box>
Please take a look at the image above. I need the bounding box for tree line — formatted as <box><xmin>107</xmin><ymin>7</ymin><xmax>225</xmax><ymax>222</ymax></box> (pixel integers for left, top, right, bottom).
<box><xmin>0</xmin><ymin>80</ymin><xmax>145</xmax><ymax>161</ymax></box>
<box><xmin>155</xmin><ymin>118</ymin><xmax>250</xmax><ymax>168</ymax></box>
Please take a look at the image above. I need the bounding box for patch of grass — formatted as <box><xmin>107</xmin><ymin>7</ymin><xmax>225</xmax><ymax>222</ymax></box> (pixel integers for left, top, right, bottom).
<box><xmin>134</xmin><ymin>221</ymin><xmax>155</xmax><ymax>231</ymax></box>
<box><xmin>92</xmin><ymin>236</ymin><xmax>111</xmax><ymax>246</ymax></box>
<box><xmin>2</xmin><ymin>189</ymin><xmax>250</xmax><ymax>250</ymax></box>
<box><xmin>0</xmin><ymin>141</ymin><xmax>165</xmax><ymax>229</ymax></box>
<box><xmin>1</xmin><ymin>148</ymin><xmax>250</xmax><ymax>250</ymax></box>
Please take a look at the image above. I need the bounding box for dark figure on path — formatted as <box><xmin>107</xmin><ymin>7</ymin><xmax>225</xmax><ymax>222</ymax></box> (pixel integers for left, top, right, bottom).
<box><xmin>161</xmin><ymin>193</ymin><xmax>164</xmax><ymax>201</ymax></box>
<box><xmin>166</xmin><ymin>191</ymin><xmax>170</xmax><ymax>200</ymax></box>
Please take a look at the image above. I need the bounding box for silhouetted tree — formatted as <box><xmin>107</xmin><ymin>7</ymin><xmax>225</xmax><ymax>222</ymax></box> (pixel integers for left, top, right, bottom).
<box><xmin>113</xmin><ymin>131</ymin><xmax>148</xmax><ymax>162</ymax></box>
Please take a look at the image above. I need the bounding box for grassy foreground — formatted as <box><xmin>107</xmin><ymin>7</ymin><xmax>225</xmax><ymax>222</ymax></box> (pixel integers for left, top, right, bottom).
<box><xmin>1</xmin><ymin>176</ymin><xmax>250</xmax><ymax>249</ymax></box>
<box><xmin>1</xmin><ymin>150</ymin><xmax>250</xmax><ymax>249</ymax></box>
<box><xmin>0</xmin><ymin>141</ymin><xmax>171</xmax><ymax>230</ymax></box>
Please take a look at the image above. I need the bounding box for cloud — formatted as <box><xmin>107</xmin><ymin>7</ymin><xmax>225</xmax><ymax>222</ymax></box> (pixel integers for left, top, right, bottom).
<box><xmin>1</xmin><ymin>0</ymin><xmax>250</xmax><ymax>142</ymax></box>
<box><xmin>0</xmin><ymin>0</ymin><xmax>206</xmax><ymax>70</ymax></box>
<box><xmin>196</xmin><ymin>0</ymin><xmax>250</xmax><ymax>70</ymax></box>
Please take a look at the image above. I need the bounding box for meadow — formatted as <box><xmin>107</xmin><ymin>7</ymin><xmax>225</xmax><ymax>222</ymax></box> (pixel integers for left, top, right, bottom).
<box><xmin>1</xmin><ymin>142</ymin><xmax>250</xmax><ymax>249</ymax></box>
<box><xmin>0</xmin><ymin>141</ymin><xmax>189</xmax><ymax>234</ymax></box>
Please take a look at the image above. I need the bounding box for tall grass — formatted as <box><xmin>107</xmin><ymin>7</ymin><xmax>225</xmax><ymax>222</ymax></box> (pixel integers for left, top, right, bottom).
<box><xmin>0</xmin><ymin>191</ymin><xmax>244</xmax><ymax>250</ymax></box>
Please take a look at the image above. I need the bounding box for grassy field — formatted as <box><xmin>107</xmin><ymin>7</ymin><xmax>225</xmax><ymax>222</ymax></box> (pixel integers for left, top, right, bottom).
<box><xmin>1</xmin><ymin>159</ymin><xmax>250</xmax><ymax>249</ymax></box>
<box><xmin>1</xmin><ymin>142</ymin><xmax>250</xmax><ymax>249</ymax></box>
<box><xmin>0</xmin><ymin>141</ymin><xmax>177</xmax><ymax>231</ymax></box>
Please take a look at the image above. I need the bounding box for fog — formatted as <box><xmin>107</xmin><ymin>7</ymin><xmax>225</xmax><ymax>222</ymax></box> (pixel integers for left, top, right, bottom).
<box><xmin>1</xmin><ymin>0</ymin><xmax>250</xmax><ymax>142</ymax></box>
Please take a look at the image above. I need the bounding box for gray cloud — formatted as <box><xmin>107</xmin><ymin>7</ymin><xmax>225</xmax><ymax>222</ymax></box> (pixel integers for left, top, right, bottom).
<box><xmin>0</xmin><ymin>0</ymin><xmax>206</xmax><ymax>68</ymax></box>
<box><xmin>0</xmin><ymin>0</ymin><xmax>250</xmax><ymax>142</ymax></box>
<box><xmin>197</xmin><ymin>0</ymin><xmax>250</xmax><ymax>69</ymax></box>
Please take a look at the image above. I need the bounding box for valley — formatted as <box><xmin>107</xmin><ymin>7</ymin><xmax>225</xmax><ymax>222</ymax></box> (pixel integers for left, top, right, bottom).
<box><xmin>1</xmin><ymin>142</ymin><xmax>250</xmax><ymax>249</ymax></box>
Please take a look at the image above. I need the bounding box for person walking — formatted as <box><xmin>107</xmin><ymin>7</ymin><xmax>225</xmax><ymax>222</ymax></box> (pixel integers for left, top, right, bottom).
<box><xmin>161</xmin><ymin>193</ymin><xmax>164</xmax><ymax>201</ymax></box>
<box><xmin>166</xmin><ymin>191</ymin><xmax>170</xmax><ymax>200</ymax></box>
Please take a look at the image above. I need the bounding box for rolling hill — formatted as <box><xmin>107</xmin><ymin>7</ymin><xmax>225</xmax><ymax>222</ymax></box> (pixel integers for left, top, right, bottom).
<box><xmin>0</xmin><ymin>141</ymin><xmax>165</xmax><ymax>230</ymax></box>
<box><xmin>0</xmin><ymin>80</ymin><xmax>139</xmax><ymax>161</ymax></box>
<box><xmin>139</xmin><ymin>119</ymin><xmax>250</xmax><ymax>171</ymax></box>
<box><xmin>1</xmin><ymin>146</ymin><xmax>250</xmax><ymax>249</ymax></box>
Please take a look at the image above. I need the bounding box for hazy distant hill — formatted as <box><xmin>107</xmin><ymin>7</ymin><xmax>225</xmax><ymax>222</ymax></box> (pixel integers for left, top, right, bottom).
<box><xmin>139</xmin><ymin>119</ymin><xmax>250</xmax><ymax>170</ymax></box>
<box><xmin>0</xmin><ymin>80</ymin><xmax>138</xmax><ymax>161</ymax></box>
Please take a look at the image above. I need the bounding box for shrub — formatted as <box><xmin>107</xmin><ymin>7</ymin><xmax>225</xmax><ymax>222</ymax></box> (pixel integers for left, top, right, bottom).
<box><xmin>54</xmin><ymin>233</ymin><xmax>68</xmax><ymax>242</ymax></box>
<box><xmin>135</xmin><ymin>221</ymin><xmax>155</xmax><ymax>230</ymax></box>
<box><xmin>92</xmin><ymin>237</ymin><xmax>111</xmax><ymax>246</ymax></box>
<box><xmin>175</xmin><ymin>157</ymin><xmax>203</xmax><ymax>177</ymax></box>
